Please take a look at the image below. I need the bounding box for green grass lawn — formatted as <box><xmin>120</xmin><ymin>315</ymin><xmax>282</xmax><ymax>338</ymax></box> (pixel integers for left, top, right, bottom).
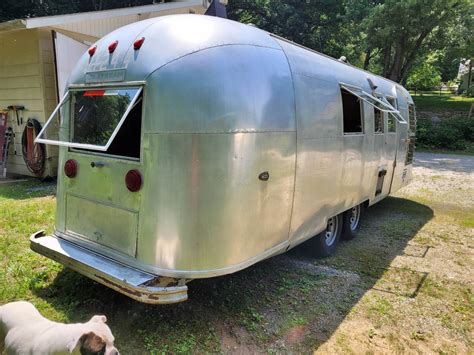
<box><xmin>412</xmin><ymin>93</ymin><xmax>473</xmax><ymax>111</ymax></box>
<box><xmin>1</xmin><ymin>167</ymin><xmax>473</xmax><ymax>354</ymax></box>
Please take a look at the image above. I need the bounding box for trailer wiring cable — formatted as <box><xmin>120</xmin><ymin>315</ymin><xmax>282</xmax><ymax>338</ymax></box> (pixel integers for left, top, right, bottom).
<box><xmin>22</xmin><ymin>118</ymin><xmax>45</xmax><ymax>177</ymax></box>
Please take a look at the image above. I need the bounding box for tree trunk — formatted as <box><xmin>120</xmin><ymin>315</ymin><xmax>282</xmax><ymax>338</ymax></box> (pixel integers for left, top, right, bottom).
<box><xmin>399</xmin><ymin>30</ymin><xmax>431</xmax><ymax>83</ymax></box>
<box><xmin>363</xmin><ymin>48</ymin><xmax>371</xmax><ymax>70</ymax></box>
<box><xmin>387</xmin><ymin>40</ymin><xmax>405</xmax><ymax>82</ymax></box>
<box><xmin>382</xmin><ymin>45</ymin><xmax>392</xmax><ymax>78</ymax></box>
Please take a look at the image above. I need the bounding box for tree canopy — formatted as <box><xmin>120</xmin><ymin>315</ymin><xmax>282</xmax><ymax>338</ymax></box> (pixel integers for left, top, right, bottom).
<box><xmin>0</xmin><ymin>0</ymin><xmax>157</xmax><ymax>21</ymax></box>
<box><xmin>0</xmin><ymin>0</ymin><xmax>472</xmax><ymax>85</ymax></box>
<box><xmin>228</xmin><ymin>0</ymin><xmax>473</xmax><ymax>84</ymax></box>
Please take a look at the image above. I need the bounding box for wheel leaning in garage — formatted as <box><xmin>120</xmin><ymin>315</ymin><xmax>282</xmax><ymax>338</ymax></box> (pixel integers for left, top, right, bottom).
<box><xmin>310</xmin><ymin>214</ymin><xmax>343</xmax><ymax>257</ymax></box>
<box><xmin>341</xmin><ymin>204</ymin><xmax>363</xmax><ymax>240</ymax></box>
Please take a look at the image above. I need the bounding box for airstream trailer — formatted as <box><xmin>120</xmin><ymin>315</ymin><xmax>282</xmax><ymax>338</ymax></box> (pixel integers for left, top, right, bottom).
<box><xmin>31</xmin><ymin>14</ymin><xmax>416</xmax><ymax>304</ymax></box>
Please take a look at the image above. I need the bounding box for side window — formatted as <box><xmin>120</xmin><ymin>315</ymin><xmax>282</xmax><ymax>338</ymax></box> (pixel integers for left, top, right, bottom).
<box><xmin>387</xmin><ymin>114</ymin><xmax>396</xmax><ymax>132</ymax></box>
<box><xmin>341</xmin><ymin>88</ymin><xmax>363</xmax><ymax>134</ymax></box>
<box><xmin>374</xmin><ymin>107</ymin><xmax>384</xmax><ymax>133</ymax></box>
<box><xmin>387</xmin><ymin>97</ymin><xmax>396</xmax><ymax>133</ymax></box>
<box><xmin>408</xmin><ymin>104</ymin><xmax>416</xmax><ymax>133</ymax></box>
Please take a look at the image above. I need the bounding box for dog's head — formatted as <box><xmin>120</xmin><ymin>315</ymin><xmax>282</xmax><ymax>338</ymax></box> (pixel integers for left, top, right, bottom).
<box><xmin>68</xmin><ymin>315</ymin><xmax>119</xmax><ymax>355</ymax></box>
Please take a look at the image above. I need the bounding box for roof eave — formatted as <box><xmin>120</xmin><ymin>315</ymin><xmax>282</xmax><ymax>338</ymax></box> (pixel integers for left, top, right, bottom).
<box><xmin>0</xmin><ymin>19</ymin><xmax>27</xmax><ymax>32</ymax></box>
<box><xmin>24</xmin><ymin>0</ymin><xmax>205</xmax><ymax>29</ymax></box>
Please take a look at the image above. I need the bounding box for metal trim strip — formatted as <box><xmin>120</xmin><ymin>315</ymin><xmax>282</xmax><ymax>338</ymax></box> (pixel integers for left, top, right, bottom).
<box><xmin>30</xmin><ymin>231</ymin><xmax>188</xmax><ymax>304</ymax></box>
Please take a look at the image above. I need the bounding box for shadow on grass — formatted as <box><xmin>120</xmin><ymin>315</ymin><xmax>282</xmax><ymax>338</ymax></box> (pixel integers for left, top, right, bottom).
<box><xmin>31</xmin><ymin>196</ymin><xmax>433</xmax><ymax>353</ymax></box>
<box><xmin>0</xmin><ymin>180</ymin><xmax>56</xmax><ymax>200</ymax></box>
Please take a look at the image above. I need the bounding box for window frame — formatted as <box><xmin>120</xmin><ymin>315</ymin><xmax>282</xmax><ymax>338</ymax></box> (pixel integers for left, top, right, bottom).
<box><xmin>341</xmin><ymin>87</ymin><xmax>365</xmax><ymax>135</ymax></box>
<box><xmin>408</xmin><ymin>103</ymin><xmax>416</xmax><ymax>136</ymax></box>
<box><xmin>373</xmin><ymin>106</ymin><xmax>384</xmax><ymax>134</ymax></box>
<box><xmin>340</xmin><ymin>83</ymin><xmax>407</xmax><ymax>125</ymax></box>
<box><xmin>35</xmin><ymin>84</ymin><xmax>144</xmax><ymax>152</ymax></box>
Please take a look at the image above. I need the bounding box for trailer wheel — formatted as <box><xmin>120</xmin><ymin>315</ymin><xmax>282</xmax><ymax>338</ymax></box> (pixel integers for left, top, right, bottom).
<box><xmin>310</xmin><ymin>214</ymin><xmax>342</xmax><ymax>257</ymax></box>
<box><xmin>341</xmin><ymin>204</ymin><xmax>363</xmax><ymax>240</ymax></box>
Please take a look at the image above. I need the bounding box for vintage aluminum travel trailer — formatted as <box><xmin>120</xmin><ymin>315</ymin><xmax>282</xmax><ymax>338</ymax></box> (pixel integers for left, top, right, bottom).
<box><xmin>30</xmin><ymin>14</ymin><xmax>416</xmax><ymax>304</ymax></box>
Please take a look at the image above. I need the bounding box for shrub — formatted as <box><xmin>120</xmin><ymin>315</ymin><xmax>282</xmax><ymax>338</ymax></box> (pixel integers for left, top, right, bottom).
<box><xmin>416</xmin><ymin>117</ymin><xmax>473</xmax><ymax>151</ymax></box>
<box><xmin>466</xmin><ymin>86</ymin><xmax>474</xmax><ymax>97</ymax></box>
<box><xmin>406</xmin><ymin>62</ymin><xmax>442</xmax><ymax>90</ymax></box>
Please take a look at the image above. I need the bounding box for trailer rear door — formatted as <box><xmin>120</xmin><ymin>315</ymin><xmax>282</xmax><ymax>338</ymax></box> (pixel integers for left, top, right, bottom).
<box><xmin>37</xmin><ymin>86</ymin><xmax>144</xmax><ymax>257</ymax></box>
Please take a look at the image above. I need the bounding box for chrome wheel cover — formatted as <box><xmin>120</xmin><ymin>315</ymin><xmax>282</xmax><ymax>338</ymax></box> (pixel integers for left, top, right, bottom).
<box><xmin>349</xmin><ymin>205</ymin><xmax>361</xmax><ymax>231</ymax></box>
<box><xmin>325</xmin><ymin>216</ymin><xmax>338</xmax><ymax>246</ymax></box>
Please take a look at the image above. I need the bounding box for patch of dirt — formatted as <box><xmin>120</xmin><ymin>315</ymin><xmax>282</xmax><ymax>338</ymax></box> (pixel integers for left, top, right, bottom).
<box><xmin>218</xmin><ymin>322</ymin><xmax>260</xmax><ymax>354</ymax></box>
<box><xmin>404</xmin><ymin>153</ymin><xmax>474</xmax><ymax>204</ymax></box>
<box><xmin>282</xmin><ymin>256</ymin><xmax>361</xmax><ymax>281</ymax></box>
<box><xmin>284</xmin><ymin>325</ymin><xmax>310</xmax><ymax>345</ymax></box>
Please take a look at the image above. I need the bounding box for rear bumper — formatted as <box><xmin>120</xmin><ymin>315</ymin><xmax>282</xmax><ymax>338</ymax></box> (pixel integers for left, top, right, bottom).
<box><xmin>30</xmin><ymin>231</ymin><xmax>188</xmax><ymax>304</ymax></box>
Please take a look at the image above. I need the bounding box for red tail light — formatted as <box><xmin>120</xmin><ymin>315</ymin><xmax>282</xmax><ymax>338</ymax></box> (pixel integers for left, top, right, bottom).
<box><xmin>83</xmin><ymin>90</ymin><xmax>105</xmax><ymax>97</ymax></box>
<box><xmin>133</xmin><ymin>37</ymin><xmax>145</xmax><ymax>50</ymax></box>
<box><xmin>125</xmin><ymin>169</ymin><xmax>142</xmax><ymax>192</ymax></box>
<box><xmin>88</xmin><ymin>45</ymin><xmax>97</xmax><ymax>57</ymax></box>
<box><xmin>108</xmin><ymin>40</ymin><xmax>119</xmax><ymax>53</ymax></box>
<box><xmin>64</xmin><ymin>159</ymin><xmax>78</xmax><ymax>178</ymax></box>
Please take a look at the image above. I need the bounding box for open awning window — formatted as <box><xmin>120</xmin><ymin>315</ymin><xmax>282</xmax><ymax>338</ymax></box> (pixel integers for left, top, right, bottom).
<box><xmin>36</xmin><ymin>87</ymin><xmax>142</xmax><ymax>151</ymax></box>
<box><xmin>340</xmin><ymin>83</ymin><xmax>407</xmax><ymax>124</ymax></box>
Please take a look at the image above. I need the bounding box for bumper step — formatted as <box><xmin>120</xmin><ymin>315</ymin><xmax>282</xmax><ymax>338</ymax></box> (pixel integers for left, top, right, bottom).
<box><xmin>30</xmin><ymin>231</ymin><xmax>188</xmax><ymax>304</ymax></box>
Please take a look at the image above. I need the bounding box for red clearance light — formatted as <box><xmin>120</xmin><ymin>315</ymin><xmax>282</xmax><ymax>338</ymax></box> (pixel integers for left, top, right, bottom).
<box><xmin>125</xmin><ymin>169</ymin><xmax>142</xmax><ymax>192</ymax></box>
<box><xmin>133</xmin><ymin>37</ymin><xmax>145</xmax><ymax>50</ymax></box>
<box><xmin>108</xmin><ymin>40</ymin><xmax>119</xmax><ymax>53</ymax></box>
<box><xmin>64</xmin><ymin>159</ymin><xmax>78</xmax><ymax>178</ymax></box>
<box><xmin>88</xmin><ymin>45</ymin><xmax>97</xmax><ymax>57</ymax></box>
<box><xmin>83</xmin><ymin>90</ymin><xmax>105</xmax><ymax>97</ymax></box>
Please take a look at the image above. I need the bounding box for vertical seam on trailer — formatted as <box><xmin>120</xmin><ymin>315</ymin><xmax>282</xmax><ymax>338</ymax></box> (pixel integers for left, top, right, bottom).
<box><xmin>135</xmin><ymin>211</ymin><xmax>140</xmax><ymax>258</ymax></box>
<box><xmin>272</xmin><ymin>37</ymin><xmax>298</xmax><ymax>247</ymax></box>
<box><xmin>144</xmin><ymin>43</ymin><xmax>282</xmax><ymax>81</ymax></box>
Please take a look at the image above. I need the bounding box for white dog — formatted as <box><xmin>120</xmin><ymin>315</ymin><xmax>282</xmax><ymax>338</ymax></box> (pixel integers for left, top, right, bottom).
<box><xmin>0</xmin><ymin>301</ymin><xmax>119</xmax><ymax>355</ymax></box>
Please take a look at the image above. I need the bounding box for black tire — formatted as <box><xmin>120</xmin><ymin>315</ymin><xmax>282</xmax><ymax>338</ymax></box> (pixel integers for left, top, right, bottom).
<box><xmin>341</xmin><ymin>204</ymin><xmax>363</xmax><ymax>240</ymax></box>
<box><xmin>309</xmin><ymin>214</ymin><xmax>343</xmax><ymax>257</ymax></box>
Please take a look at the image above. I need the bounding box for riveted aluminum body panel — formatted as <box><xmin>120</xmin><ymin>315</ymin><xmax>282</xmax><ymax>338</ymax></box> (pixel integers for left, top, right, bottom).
<box><xmin>137</xmin><ymin>132</ymin><xmax>296</xmax><ymax>275</ymax></box>
<box><xmin>273</xmin><ymin>38</ymin><xmax>412</xmax><ymax>246</ymax></box>
<box><xmin>143</xmin><ymin>45</ymin><xmax>295</xmax><ymax>133</ymax></box>
<box><xmin>33</xmin><ymin>15</ymin><xmax>414</xmax><ymax>293</ymax></box>
<box><xmin>65</xmin><ymin>195</ymin><xmax>138</xmax><ymax>257</ymax></box>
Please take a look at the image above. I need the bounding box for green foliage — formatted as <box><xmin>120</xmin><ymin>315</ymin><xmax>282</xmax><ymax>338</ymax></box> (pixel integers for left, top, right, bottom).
<box><xmin>416</xmin><ymin>117</ymin><xmax>474</xmax><ymax>151</ymax></box>
<box><xmin>0</xmin><ymin>0</ymin><xmax>155</xmax><ymax>21</ymax></box>
<box><xmin>466</xmin><ymin>86</ymin><xmax>474</xmax><ymax>98</ymax></box>
<box><xmin>227</xmin><ymin>0</ymin><xmax>356</xmax><ymax>60</ymax></box>
<box><xmin>228</xmin><ymin>0</ymin><xmax>473</xmax><ymax>84</ymax></box>
<box><xmin>1</xmin><ymin>0</ymin><xmax>473</xmax><ymax>84</ymax></box>
<box><xmin>406</xmin><ymin>62</ymin><xmax>442</xmax><ymax>90</ymax></box>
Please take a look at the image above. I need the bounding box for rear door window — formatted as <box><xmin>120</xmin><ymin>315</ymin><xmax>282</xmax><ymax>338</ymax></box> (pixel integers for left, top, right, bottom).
<box><xmin>36</xmin><ymin>87</ymin><xmax>142</xmax><ymax>151</ymax></box>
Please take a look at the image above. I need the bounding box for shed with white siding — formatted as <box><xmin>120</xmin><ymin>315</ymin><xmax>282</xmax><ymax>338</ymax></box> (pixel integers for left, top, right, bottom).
<box><xmin>0</xmin><ymin>1</ymin><xmax>209</xmax><ymax>178</ymax></box>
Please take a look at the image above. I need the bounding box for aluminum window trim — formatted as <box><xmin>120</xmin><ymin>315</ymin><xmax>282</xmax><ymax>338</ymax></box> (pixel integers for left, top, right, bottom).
<box><xmin>35</xmin><ymin>91</ymin><xmax>70</xmax><ymax>145</ymax></box>
<box><xmin>35</xmin><ymin>86</ymin><xmax>143</xmax><ymax>151</ymax></box>
<box><xmin>340</xmin><ymin>83</ymin><xmax>407</xmax><ymax>124</ymax></box>
<box><xmin>379</xmin><ymin>96</ymin><xmax>407</xmax><ymax>124</ymax></box>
